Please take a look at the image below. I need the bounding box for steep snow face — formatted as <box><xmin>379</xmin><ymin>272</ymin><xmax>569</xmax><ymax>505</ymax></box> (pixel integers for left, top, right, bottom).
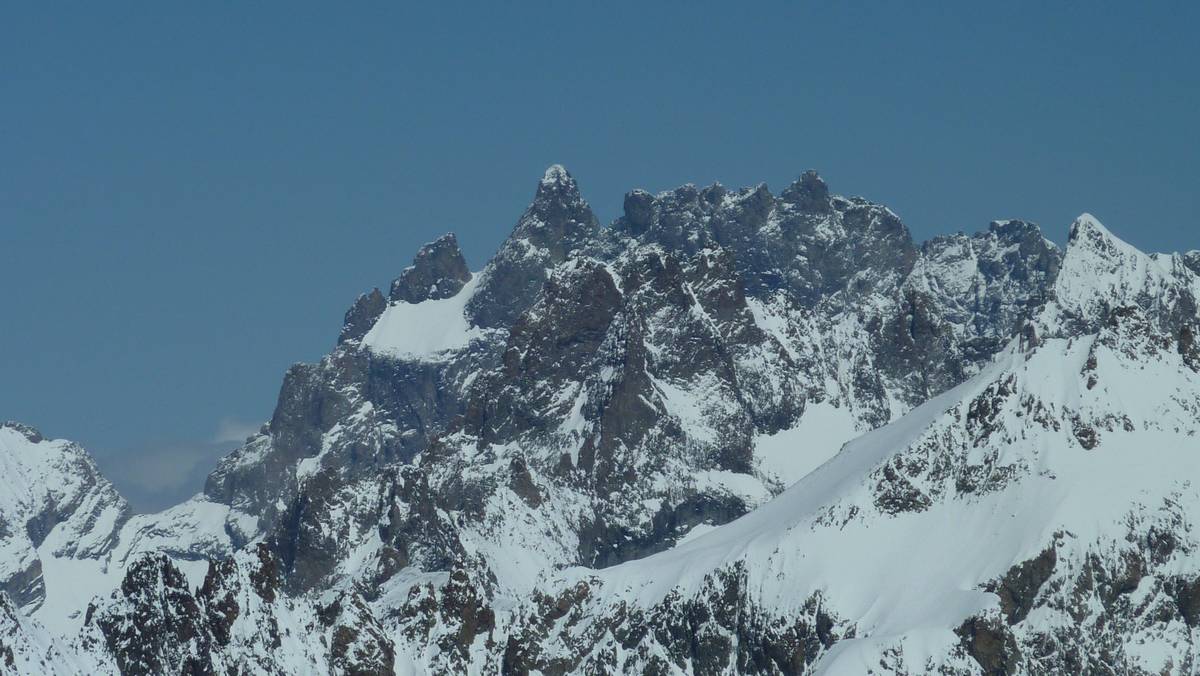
<box><xmin>1054</xmin><ymin>213</ymin><xmax>1200</xmax><ymax>328</ymax></box>
<box><xmin>752</xmin><ymin>400</ymin><xmax>859</xmax><ymax>486</ymax></box>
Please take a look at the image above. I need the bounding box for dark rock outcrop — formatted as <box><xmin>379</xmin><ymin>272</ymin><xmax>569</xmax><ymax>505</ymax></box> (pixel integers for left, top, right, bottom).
<box><xmin>339</xmin><ymin>288</ymin><xmax>386</xmax><ymax>345</ymax></box>
<box><xmin>988</xmin><ymin>546</ymin><xmax>1058</xmax><ymax>624</ymax></box>
<box><xmin>388</xmin><ymin>233</ymin><xmax>471</xmax><ymax>304</ymax></box>
<box><xmin>468</xmin><ymin>165</ymin><xmax>600</xmax><ymax>328</ymax></box>
<box><xmin>957</xmin><ymin>615</ymin><xmax>1022</xmax><ymax>676</ymax></box>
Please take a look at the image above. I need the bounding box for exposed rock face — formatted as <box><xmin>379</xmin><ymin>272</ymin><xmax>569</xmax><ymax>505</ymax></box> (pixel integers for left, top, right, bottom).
<box><xmin>88</xmin><ymin>544</ymin><xmax>396</xmax><ymax>675</ymax></box>
<box><xmin>341</xmin><ymin>234</ymin><xmax>472</xmax><ymax>346</ymax></box>
<box><xmin>500</xmin><ymin>563</ymin><xmax>850</xmax><ymax>675</ymax></box>
<box><xmin>476</xmin><ymin>219</ymin><xmax>1200</xmax><ymax>675</ymax></box>
<box><xmin>94</xmin><ymin>555</ymin><xmax>211</xmax><ymax>675</ymax></box>
<box><xmin>613</xmin><ymin>172</ymin><xmax>919</xmax><ymax>304</ymax></box>
<box><xmin>956</xmin><ymin>615</ymin><xmax>1021</xmax><ymax>676</ymax></box>
<box><xmin>339</xmin><ymin>288</ymin><xmax>386</xmax><ymax>345</ymax></box>
<box><xmin>388</xmin><ymin>233</ymin><xmax>471</xmax><ymax>305</ymax></box>
<box><xmin>879</xmin><ymin>219</ymin><xmax>1062</xmax><ymax>405</ymax></box>
<box><xmin>467</xmin><ymin>165</ymin><xmax>601</xmax><ymax>328</ymax></box>
<box><xmin>1183</xmin><ymin>250</ymin><xmax>1200</xmax><ymax>277</ymax></box>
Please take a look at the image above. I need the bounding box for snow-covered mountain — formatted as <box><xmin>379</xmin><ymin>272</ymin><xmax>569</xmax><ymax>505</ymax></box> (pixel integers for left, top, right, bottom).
<box><xmin>0</xmin><ymin>423</ymin><xmax>252</xmax><ymax>671</ymax></box>
<box><xmin>2</xmin><ymin>168</ymin><xmax>1196</xmax><ymax>675</ymax></box>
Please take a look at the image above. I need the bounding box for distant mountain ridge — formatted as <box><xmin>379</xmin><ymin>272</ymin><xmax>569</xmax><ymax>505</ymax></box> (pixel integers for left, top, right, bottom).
<box><xmin>2</xmin><ymin>167</ymin><xmax>1197</xmax><ymax>675</ymax></box>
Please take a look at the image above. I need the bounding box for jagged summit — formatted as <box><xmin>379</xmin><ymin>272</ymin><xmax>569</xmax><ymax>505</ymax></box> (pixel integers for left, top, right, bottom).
<box><xmin>780</xmin><ymin>169</ymin><xmax>831</xmax><ymax>212</ymax></box>
<box><xmin>520</xmin><ymin>164</ymin><xmax>596</xmax><ymax>243</ymax></box>
<box><xmin>621</xmin><ymin>188</ymin><xmax>655</xmax><ymax>236</ymax></box>
<box><xmin>1183</xmin><ymin>250</ymin><xmax>1200</xmax><ymax>276</ymax></box>
<box><xmin>530</xmin><ymin>163</ymin><xmax>589</xmax><ymax>219</ymax></box>
<box><xmin>1052</xmin><ymin>212</ymin><xmax>1194</xmax><ymax>327</ymax></box>
<box><xmin>540</xmin><ymin>163</ymin><xmax>572</xmax><ymax>186</ymax></box>
<box><xmin>0</xmin><ymin>423</ymin><xmax>131</xmax><ymax>614</ymax></box>
<box><xmin>388</xmin><ymin>232</ymin><xmax>471</xmax><ymax>304</ymax></box>
<box><xmin>1068</xmin><ymin>211</ymin><xmax>1113</xmax><ymax>241</ymax></box>
<box><xmin>466</xmin><ymin>167</ymin><xmax>600</xmax><ymax>328</ymax></box>
<box><xmin>1064</xmin><ymin>213</ymin><xmax>1133</xmax><ymax>261</ymax></box>
<box><xmin>987</xmin><ymin>218</ymin><xmax>1045</xmax><ymax>238</ymax></box>
<box><xmin>336</xmin><ymin>233</ymin><xmax>472</xmax><ymax>345</ymax></box>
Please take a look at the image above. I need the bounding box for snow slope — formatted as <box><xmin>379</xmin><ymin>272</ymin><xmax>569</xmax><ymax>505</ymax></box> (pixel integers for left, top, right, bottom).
<box><xmin>363</xmin><ymin>273</ymin><xmax>487</xmax><ymax>360</ymax></box>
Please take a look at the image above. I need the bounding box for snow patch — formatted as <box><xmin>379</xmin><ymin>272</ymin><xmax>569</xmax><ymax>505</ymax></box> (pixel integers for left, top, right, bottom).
<box><xmin>362</xmin><ymin>274</ymin><xmax>484</xmax><ymax>360</ymax></box>
<box><xmin>755</xmin><ymin>401</ymin><xmax>860</xmax><ymax>486</ymax></box>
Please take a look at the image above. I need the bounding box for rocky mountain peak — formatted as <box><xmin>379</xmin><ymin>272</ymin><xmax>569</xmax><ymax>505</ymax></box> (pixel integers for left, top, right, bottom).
<box><xmin>780</xmin><ymin>169</ymin><xmax>831</xmax><ymax>212</ymax></box>
<box><xmin>388</xmin><ymin>233</ymin><xmax>471</xmax><ymax>304</ymax></box>
<box><xmin>987</xmin><ymin>218</ymin><xmax>1043</xmax><ymax>240</ymax></box>
<box><xmin>539</xmin><ymin>163</ymin><xmax>574</xmax><ymax>191</ymax></box>
<box><xmin>517</xmin><ymin>164</ymin><xmax>598</xmax><ymax>254</ymax></box>
<box><xmin>337</xmin><ymin>233</ymin><xmax>472</xmax><ymax>344</ymax></box>
<box><xmin>621</xmin><ymin>189</ymin><xmax>655</xmax><ymax>236</ymax></box>
<box><xmin>467</xmin><ymin>167</ymin><xmax>601</xmax><ymax>327</ymax></box>
<box><xmin>1183</xmin><ymin>250</ymin><xmax>1200</xmax><ymax>276</ymax></box>
<box><xmin>1063</xmin><ymin>212</ymin><xmax>1152</xmax><ymax>273</ymax></box>
<box><xmin>337</xmin><ymin>288</ymin><xmax>386</xmax><ymax>345</ymax></box>
<box><xmin>1052</xmin><ymin>213</ymin><xmax>1200</xmax><ymax>338</ymax></box>
<box><xmin>1067</xmin><ymin>211</ymin><xmax>1113</xmax><ymax>243</ymax></box>
<box><xmin>1060</xmin><ymin>212</ymin><xmax>1145</xmax><ymax>283</ymax></box>
<box><xmin>976</xmin><ymin>220</ymin><xmax>1060</xmax><ymax>279</ymax></box>
<box><xmin>0</xmin><ymin>424</ymin><xmax>132</xmax><ymax>614</ymax></box>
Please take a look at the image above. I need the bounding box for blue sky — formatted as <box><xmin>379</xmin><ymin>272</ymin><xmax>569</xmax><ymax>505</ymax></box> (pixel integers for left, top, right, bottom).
<box><xmin>3</xmin><ymin>2</ymin><xmax>1197</xmax><ymax>510</ymax></box>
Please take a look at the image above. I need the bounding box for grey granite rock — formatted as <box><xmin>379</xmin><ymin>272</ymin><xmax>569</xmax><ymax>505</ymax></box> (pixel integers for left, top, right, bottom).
<box><xmin>388</xmin><ymin>233</ymin><xmax>471</xmax><ymax>304</ymax></box>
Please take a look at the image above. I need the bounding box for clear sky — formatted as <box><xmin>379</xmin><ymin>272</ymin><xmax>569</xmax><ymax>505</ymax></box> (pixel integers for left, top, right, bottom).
<box><xmin>3</xmin><ymin>3</ymin><xmax>1198</xmax><ymax>510</ymax></box>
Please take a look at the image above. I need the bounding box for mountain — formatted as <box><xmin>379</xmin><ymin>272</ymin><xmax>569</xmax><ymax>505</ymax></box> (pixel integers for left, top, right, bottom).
<box><xmin>0</xmin><ymin>422</ymin><xmax>248</xmax><ymax>642</ymax></box>
<box><xmin>2</xmin><ymin>168</ymin><xmax>1196</xmax><ymax>675</ymax></box>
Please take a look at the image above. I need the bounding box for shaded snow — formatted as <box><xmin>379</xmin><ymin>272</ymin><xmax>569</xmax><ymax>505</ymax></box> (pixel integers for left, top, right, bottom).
<box><xmin>754</xmin><ymin>400</ymin><xmax>860</xmax><ymax>486</ymax></box>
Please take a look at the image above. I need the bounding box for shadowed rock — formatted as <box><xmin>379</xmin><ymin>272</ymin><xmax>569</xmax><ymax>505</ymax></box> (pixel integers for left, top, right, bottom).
<box><xmin>467</xmin><ymin>165</ymin><xmax>601</xmax><ymax>328</ymax></box>
<box><xmin>389</xmin><ymin>233</ymin><xmax>471</xmax><ymax>304</ymax></box>
<box><xmin>338</xmin><ymin>288</ymin><xmax>386</xmax><ymax>344</ymax></box>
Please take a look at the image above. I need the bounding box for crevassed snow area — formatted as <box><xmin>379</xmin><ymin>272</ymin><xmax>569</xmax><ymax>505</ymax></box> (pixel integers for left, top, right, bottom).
<box><xmin>754</xmin><ymin>400</ymin><xmax>860</xmax><ymax>486</ymax></box>
<box><xmin>362</xmin><ymin>273</ymin><xmax>483</xmax><ymax>360</ymax></box>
